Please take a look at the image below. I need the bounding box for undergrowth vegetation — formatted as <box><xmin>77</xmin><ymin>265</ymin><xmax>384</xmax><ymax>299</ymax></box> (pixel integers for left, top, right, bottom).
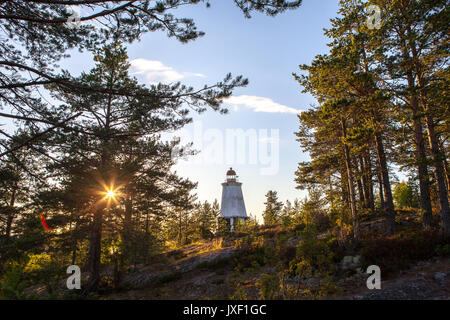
<box><xmin>221</xmin><ymin>208</ymin><xmax>450</xmax><ymax>300</ymax></box>
<box><xmin>2</xmin><ymin>208</ymin><xmax>449</xmax><ymax>300</ymax></box>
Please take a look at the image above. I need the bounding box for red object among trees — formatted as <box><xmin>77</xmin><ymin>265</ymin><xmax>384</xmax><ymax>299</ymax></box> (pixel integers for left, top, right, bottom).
<box><xmin>40</xmin><ymin>213</ymin><xmax>50</xmax><ymax>231</ymax></box>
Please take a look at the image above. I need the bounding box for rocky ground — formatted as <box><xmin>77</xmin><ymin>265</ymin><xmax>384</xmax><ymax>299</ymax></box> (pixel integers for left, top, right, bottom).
<box><xmin>344</xmin><ymin>258</ymin><xmax>450</xmax><ymax>300</ymax></box>
<box><xmin>25</xmin><ymin>221</ymin><xmax>449</xmax><ymax>300</ymax></box>
<box><xmin>109</xmin><ymin>240</ymin><xmax>238</xmax><ymax>299</ymax></box>
<box><xmin>105</xmin><ymin>238</ymin><xmax>449</xmax><ymax>300</ymax></box>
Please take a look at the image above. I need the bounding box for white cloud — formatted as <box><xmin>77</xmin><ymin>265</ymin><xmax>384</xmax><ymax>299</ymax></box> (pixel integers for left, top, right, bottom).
<box><xmin>223</xmin><ymin>95</ymin><xmax>301</xmax><ymax>114</ymax></box>
<box><xmin>130</xmin><ymin>58</ymin><xmax>205</xmax><ymax>84</ymax></box>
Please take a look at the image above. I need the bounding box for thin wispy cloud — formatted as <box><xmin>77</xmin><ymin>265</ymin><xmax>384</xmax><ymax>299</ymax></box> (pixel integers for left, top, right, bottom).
<box><xmin>223</xmin><ymin>95</ymin><xmax>301</xmax><ymax>114</ymax></box>
<box><xmin>130</xmin><ymin>58</ymin><xmax>205</xmax><ymax>84</ymax></box>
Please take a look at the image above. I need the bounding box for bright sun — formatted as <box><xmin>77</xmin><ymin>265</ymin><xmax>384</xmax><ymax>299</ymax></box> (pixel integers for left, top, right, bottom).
<box><xmin>106</xmin><ymin>190</ymin><xmax>116</xmax><ymax>198</ymax></box>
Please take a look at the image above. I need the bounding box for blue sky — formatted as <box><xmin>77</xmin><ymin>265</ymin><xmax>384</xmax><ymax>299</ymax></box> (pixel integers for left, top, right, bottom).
<box><xmin>61</xmin><ymin>0</ymin><xmax>343</xmax><ymax>221</ymax></box>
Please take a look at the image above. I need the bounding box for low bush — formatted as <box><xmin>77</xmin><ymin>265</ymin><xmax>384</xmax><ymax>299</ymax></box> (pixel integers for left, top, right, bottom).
<box><xmin>288</xmin><ymin>229</ymin><xmax>335</xmax><ymax>278</ymax></box>
<box><xmin>311</xmin><ymin>212</ymin><xmax>331</xmax><ymax>232</ymax></box>
<box><xmin>360</xmin><ymin>230</ymin><xmax>450</xmax><ymax>276</ymax></box>
<box><xmin>435</xmin><ymin>243</ymin><xmax>450</xmax><ymax>256</ymax></box>
<box><xmin>196</xmin><ymin>257</ymin><xmax>232</xmax><ymax>270</ymax></box>
<box><xmin>232</xmin><ymin>235</ymin><xmax>275</xmax><ymax>272</ymax></box>
<box><xmin>0</xmin><ymin>264</ymin><xmax>29</xmax><ymax>299</ymax></box>
<box><xmin>256</xmin><ymin>273</ymin><xmax>280</xmax><ymax>300</ymax></box>
<box><xmin>281</xmin><ymin>246</ymin><xmax>297</xmax><ymax>267</ymax></box>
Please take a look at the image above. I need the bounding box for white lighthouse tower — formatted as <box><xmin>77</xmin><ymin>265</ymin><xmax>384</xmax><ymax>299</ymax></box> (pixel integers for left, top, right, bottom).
<box><xmin>220</xmin><ymin>168</ymin><xmax>248</xmax><ymax>231</ymax></box>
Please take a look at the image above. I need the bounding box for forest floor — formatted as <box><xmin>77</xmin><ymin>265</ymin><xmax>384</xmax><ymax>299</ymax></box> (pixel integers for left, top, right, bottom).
<box><xmin>342</xmin><ymin>257</ymin><xmax>450</xmax><ymax>299</ymax></box>
<box><xmin>107</xmin><ymin>239</ymin><xmax>239</xmax><ymax>299</ymax></box>
<box><xmin>105</xmin><ymin>236</ymin><xmax>450</xmax><ymax>300</ymax></box>
<box><xmin>23</xmin><ymin>214</ymin><xmax>449</xmax><ymax>300</ymax></box>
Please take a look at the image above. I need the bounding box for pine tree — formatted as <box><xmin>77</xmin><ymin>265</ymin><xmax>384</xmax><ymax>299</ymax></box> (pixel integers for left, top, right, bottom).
<box><xmin>366</xmin><ymin>0</ymin><xmax>449</xmax><ymax>231</ymax></box>
<box><xmin>263</xmin><ymin>190</ymin><xmax>283</xmax><ymax>225</ymax></box>
<box><xmin>45</xmin><ymin>41</ymin><xmax>208</xmax><ymax>291</ymax></box>
<box><xmin>1</xmin><ymin>1</ymin><xmax>302</xmax><ymax>157</ymax></box>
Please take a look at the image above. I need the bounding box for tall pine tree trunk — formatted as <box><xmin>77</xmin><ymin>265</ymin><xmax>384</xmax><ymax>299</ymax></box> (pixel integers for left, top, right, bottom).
<box><xmin>424</xmin><ymin>116</ymin><xmax>450</xmax><ymax>235</ymax></box>
<box><xmin>356</xmin><ymin>173</ymin><xmax>365</xmax><ymax>208</ymax></box>
<box><xmin>442</xmin><ymin>148</ymin><xmax>450</xmax><ymax>190</ymax></box>
<box><xmin>86</xmin><ymin>206</ymin><xmax>103</xmax><ymax>292</ymax></box>
<box><xmin>409</xmin><ymin>94</ymin><xmax>433</xmax><ymax>228</ymax></box>
<box><xmin>340</xmin><ymin>167</ymin><xmax>349</xmax><ymax>208</ymax></box>
<box><xmin>374</xmin><ymin>133</ymin><xmax>395</xmax><ymax>235</ymax></box>
<box><xmin>408</xmin><ymin>23</ymin><xmax>450</xmax><ymax>234</ymax></box>
<box><xmin>341</xmin><ymin>118</ymin><xmax>359</xmax><ymax>239</ymax></box>
<box><xmin>363</xmin><ymin>153</ymin><xmax>375</xmax><ymax>213</ymax></box>
<box><xmin>400</xmin><ymin>32</ymin><xmax>433</xmax><ymax>228</ymax></box>
<box><xmin>144</xmin><ymin>210</ymin><xmax>150</xmax><ymax>264</ymax></box>
<box><xmin>123</xmin><ymin>196</ymin><xmax>133</xmax><ymax>260</ymax></box>
<box><xmin>359</xmin><ymin>155</ymin><xmax>371</xmax><ymax>210</ymax></box>
<box><xmin>86</xmin><ymin>86</ymin><xmax>113</xmax><ymax>292</ymax></box>
<box><xmin>71</xmin><ymin>219</ymin><xmax>80</xmax><ymax>265</ymax></box>
<box><xmin>378</xmin><ymin>172</ymin><xmax>385</xmax><ymax>211</ymax></box>
<box><xmin>5</xmin><ymin>187</ymin><xmax>16</xmax><ymax>239</ymax></box>
<box><xmin>178</xmin><ymin>209</ymin><xmax>183</xmax><ymax>245</ymax></box>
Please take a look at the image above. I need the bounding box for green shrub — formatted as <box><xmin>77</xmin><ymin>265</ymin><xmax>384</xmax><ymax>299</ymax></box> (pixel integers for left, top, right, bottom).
<box><xmin>293</xmin><ymin>223</ymin><xmax>306</xmax><ymax>232</ymax></box>
<box><xmin>256</xmin><ymin>273</ymin><xmax>280</xmax><ymax>300</ymax></box>
<box><xmin>360</xmin><ymin>231</ymin><xmax>450</xmax><ymax>276</ymax></box>
<box><xmin>23</xmin><ymin>253</ymin><xmax>65</xmax><ymax>294</ymax></box>
<box><xmin>234</xmin><ymin>245</ymin><xmax>270</xmax><ymax>272</ymax></box>
<box><xmin>435</xmin><ymin>244</ymin><xmax>450</xmax><ymax>256</ymax></box>
<box><xmin>0</xmin><ymin>252</ymin><xmax>67</xmax><ymax>299</ymax></box>
<box><xmin>311</xmin><ymin>212</ymin><xmax>331</xmax><ymax>232</ymax></box>
<box><xmin>232</xmin><ymin>235</ymin><xmax>275</xmax><ymax>272</ymax></box>
<box><xmin>393</xmin><ymin>181</ymin><xmax>419</xmax><ymax>209</ymax></box>
<box><xmin>289</xmin><ymin>229</ymin><xmax>335</xmax><ymax>278</ymax></box>
<box><xmin>314</xmin><ymin>280</ymin><xmax>342</xmax><ymax>299</ymax></box>
<box><xmin>0</xmin><ymin>264</ymin><xmax>28</xmax><ymax>299</ymax></box>
<box><xmin>281</xmin><ymin>246</ymin><xmax>297</xmax><ymax>267</ymax></box>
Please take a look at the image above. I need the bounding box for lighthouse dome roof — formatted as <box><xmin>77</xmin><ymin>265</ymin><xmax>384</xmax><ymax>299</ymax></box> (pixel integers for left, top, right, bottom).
<box><xmin>226</xmin><ymin>167</ymin><xmax>236</xmax><ymax>176</ymax></box>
